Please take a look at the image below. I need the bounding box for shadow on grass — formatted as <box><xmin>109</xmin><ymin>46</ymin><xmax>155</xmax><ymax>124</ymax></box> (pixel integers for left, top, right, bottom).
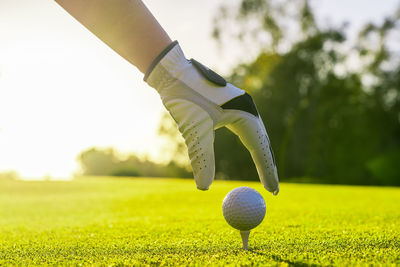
<box><xmin>249</xmin><ymin>250</ymin><xmax>319</xmax><ymax>267</ymax></box>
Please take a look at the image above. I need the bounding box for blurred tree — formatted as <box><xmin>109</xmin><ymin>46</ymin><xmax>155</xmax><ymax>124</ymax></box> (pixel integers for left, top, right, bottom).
<box><xmin>356</xmin><ymin>14</ymin><xmax>400</xmax><ymax>185</ymax></box>
<box><xmin>0</xmin><ymin>171</ymin><xmax>19</xmax><ymax>180</ymax></box>
<box><xmin>77</xmin><ymin>147</ymin><xmax>118</xmax><ymax>176</ymax></box>
<box><xmin>76</xmin><ymin>147</ymin><xmax>191</xmax><ymax>178</ymax></box>
<box><xmin>210</xmin><ymin>0</ymin><xmax>400</xmax><ymax>185</ymax></box>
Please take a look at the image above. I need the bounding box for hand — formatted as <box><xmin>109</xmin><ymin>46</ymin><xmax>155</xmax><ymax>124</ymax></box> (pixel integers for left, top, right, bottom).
<box><xmin>145</xmin><ymin>42</ymin><xmax>279</xmax><ymax>195</ymax></box>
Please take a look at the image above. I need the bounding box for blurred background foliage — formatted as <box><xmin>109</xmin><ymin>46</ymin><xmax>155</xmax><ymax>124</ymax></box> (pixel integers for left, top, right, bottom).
<box><xmin>210</xmin><ymin>0</ymin><xmax>400</xmax><ymax>185</ymax></box>
<box><xmin>75</xmin><ymin>0</ymin><xmax>399</xmax><ymax>186</ymax></box>
<box><xmin>76</xmin><ymin>147</ymin><xmax>191</xmax><ymax>178</ymax></box>
<box><xmin>75</xmin><ymin>112</ymin><xmax>192</xmax><ymax>178</ymax></box>
<box><xmin>0</xmin><ymin>171</ymin><xmax>19</xmax><ymax>180</ymax></box>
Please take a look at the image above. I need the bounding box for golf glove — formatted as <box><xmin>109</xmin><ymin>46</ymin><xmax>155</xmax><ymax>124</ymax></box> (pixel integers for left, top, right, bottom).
<box><xmin>144</xmin><ymin>41</ymin><xmax>279</xmax><ymax>195</ymax></box>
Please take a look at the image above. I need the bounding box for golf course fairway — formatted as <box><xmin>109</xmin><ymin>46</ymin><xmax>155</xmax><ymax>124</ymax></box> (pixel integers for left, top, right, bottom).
<box><xmin>0</xmin><ymin>177</ymin><xmax>399</xmax><ymax>266</ymax></box>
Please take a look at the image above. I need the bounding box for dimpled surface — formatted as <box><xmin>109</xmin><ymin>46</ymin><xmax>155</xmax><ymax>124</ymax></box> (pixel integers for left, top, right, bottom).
<box><xmin>222</xmin><ymin>187</ymin><xmax>266</xmax><ymax>231</ymax></box>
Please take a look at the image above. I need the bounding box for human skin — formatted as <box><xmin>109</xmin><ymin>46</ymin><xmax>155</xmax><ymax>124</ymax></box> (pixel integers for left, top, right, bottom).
<box><xmin>55</xmin><ymin>0</ymin><xmax>172</xmax><ymax>73</ymax></box>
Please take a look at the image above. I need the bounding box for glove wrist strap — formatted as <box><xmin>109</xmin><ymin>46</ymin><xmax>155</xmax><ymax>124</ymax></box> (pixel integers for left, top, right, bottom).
<box><xmin>143</xmin><ymin>40</ymin><xmax>179</xmax><ymax>82</ymax></box>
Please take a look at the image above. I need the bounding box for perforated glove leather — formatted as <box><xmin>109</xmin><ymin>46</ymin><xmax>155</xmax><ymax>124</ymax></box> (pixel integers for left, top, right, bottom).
<box><xmin>144</xmin><ymin>41</ymin><xmax>279</xmax><ymax>195</ymax></box>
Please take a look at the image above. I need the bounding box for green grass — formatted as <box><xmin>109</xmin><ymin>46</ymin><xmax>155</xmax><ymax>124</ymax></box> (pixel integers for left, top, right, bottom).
<box><xmin>0</xmin><ymin>177</ymin><xmax>399</xmax><ymax>266</ymax></box>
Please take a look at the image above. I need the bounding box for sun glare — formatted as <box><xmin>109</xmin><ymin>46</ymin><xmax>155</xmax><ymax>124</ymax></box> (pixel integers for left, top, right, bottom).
<box><xmin>0</xmin><ymin>1</ymin><xmax>165</xmax><ymax>179</ymax></box>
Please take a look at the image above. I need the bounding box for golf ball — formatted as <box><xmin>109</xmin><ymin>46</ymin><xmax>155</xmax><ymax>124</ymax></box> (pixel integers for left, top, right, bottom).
<box><xmin>222</xmin><ymin>187</ymin><xmax>266</xmax><ymax>231</ymax></box>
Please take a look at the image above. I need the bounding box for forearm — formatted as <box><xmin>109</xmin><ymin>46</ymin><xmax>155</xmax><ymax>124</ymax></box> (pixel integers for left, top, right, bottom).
<box><xmin>55</xmin><ymin>0</ymin><xmax>172</xmax><ymax>73</ymax></box>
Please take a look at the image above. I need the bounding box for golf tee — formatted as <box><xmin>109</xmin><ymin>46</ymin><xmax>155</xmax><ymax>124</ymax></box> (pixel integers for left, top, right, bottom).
<box><xmin>240</xmin><ymin>230</ymin><xmax>250</xmax><ymax>250</ymax></box>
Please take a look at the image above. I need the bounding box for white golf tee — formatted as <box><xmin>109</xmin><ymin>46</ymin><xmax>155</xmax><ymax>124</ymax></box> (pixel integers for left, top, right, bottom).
<box><xmin>240</xmin><ymin>230</ymin><xmax>250</xmax><ymax>250</ymax></box>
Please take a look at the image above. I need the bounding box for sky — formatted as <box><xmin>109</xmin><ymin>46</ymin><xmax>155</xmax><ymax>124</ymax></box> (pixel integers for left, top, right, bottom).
<box><xmin>0</xmin><ymin>0</ymin><xmax>398</xmax><ymax>179</ymax></box>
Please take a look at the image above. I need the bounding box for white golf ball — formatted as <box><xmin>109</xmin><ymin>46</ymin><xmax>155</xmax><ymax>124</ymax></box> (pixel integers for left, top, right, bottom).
<box><xmin>222</xmin><ymin>187</ymin><xmax>266</xmax><ymax>231</ymax></box>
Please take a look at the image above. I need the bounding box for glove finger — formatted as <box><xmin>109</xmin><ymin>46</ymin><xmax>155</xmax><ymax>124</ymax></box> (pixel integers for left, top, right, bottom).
<box><xmin>164</xmin><ymin>98</ymin><xmax>215</xmax><ymax>190</ymax></box>
<box><xmin>226</xmin><ymin>114</ymin><xmax>279</xmax><ymax>195</ymax></box>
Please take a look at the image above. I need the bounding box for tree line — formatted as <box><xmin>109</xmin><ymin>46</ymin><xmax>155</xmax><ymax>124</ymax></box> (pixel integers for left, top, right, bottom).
<box><xmin>210</xmin><ymin>0</ymin><xmax>400</xmax><ymax>185</ymax></box>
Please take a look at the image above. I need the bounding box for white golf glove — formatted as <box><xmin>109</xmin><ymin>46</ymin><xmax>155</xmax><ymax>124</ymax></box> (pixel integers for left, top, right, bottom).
<box><xmin>144</xmin><ymin>41</ymin><xmax>279</xmax><ymax>195</ymax></box>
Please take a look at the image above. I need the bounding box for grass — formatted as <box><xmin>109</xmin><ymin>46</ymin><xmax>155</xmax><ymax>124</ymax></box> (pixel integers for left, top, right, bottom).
<box><xmin>0</xmin><ymin>177</ymin><xmax>399</xmax><ymax>266</ymax></box>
